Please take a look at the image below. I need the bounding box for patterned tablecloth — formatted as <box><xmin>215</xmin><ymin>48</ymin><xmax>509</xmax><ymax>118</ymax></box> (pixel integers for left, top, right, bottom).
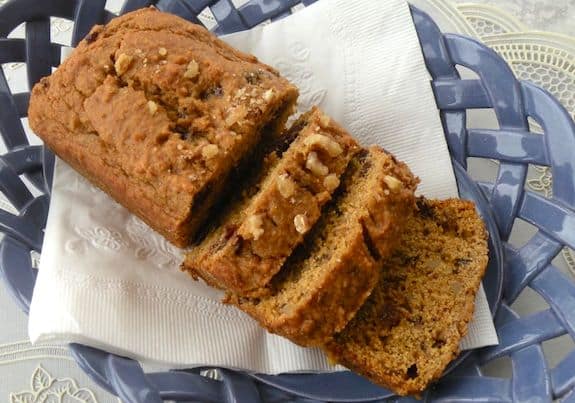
<box><xmin>1</xmin><ymin>0</ymin><xmax>574</xmax><ymax>401</ymax></box>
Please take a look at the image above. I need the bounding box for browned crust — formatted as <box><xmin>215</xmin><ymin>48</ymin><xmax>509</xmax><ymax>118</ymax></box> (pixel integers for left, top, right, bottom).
<box><xmin>324</xmin><ymin>198</ymin><xmax>489</xmax><ymax>396</ymax></box>
<box><xmin>44</xmin><ymin>132</ymin><xmax>183</xmax><ymax>242</ymax></box>
<box><xmin>361</xmin><ymin>146</ymin><xmax>420</xmax><ymax>259</ymax></box>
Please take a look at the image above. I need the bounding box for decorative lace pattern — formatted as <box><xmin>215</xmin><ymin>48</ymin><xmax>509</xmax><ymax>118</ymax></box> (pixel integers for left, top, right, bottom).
<box><xmin>51</xmin><ymin>18</ymin><xmax>73</xmax><ymax>35</ymax></box>
<box><xmin>65</xmin><ymin>216</ymin><xmax>182</xmax><ymax>271</ymax></box>
<box><xmin>10</xmin><ymin>366</ymin><xmax>97</xmax><ymax>403</ymax></box>
<box><xmin>59</xmin><ymin>172</ymin><xmax>182</xmax><ymax>270</ymax></box>
<box><xmin>66</xmin><ymin>226</ymin><xmax>128</xmax><ymax>253</ymax></box>
<box><xmin>275</xmin><ymin>42</ymin><xmax>327</xmax><ymax>113</ymax></box>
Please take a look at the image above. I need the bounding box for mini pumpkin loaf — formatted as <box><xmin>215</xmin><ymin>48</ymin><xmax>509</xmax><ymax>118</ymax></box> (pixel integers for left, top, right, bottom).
<box><xmin>183</xmin><ymin>107</ymin><xmax>360</xmax><ymax>296</ymax></box>
<box><xmin>28</xmin><ymin>7</ymin><xmax>298</xmax><ymax>247</ymax></box>
<box><xmin>324</xmin><ymin>198</ymin><xmax>489</xmax><ymax>396</ymax></box>
<box><xmin>227</xmin><ymin>147</ymin><xmax>418</xmax><ymax>346</ymax></box>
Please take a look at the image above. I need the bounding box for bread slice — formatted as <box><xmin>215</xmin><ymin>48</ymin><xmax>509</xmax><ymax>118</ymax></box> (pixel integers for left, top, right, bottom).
<box><xmin>324</xmin><ymin>198</ymin><xmax>489</xmax><ymax>396</ymax></box>
<box><xmin>183</xmin><ymin>107</ymin><xmax>360</xmax><ymax>296</ymax></box>
<box><xmin>227</xmin><ymin>147</ymin><xmax>418</xmax><ymax>346</ymax></box>
<box><xmin>28</xmin><ymin>8</ymin><xmax>298</xmax><ymax>247</ymax></box>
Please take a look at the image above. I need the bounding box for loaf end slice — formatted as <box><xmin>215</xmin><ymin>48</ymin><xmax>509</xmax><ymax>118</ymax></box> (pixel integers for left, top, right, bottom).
<box><xmin>228</xmin><ymin>146</ymin><xmax>418</xmax><ymax>346</ymax></box>
<box><xmin>324</xmin><ymin>198</ymin><xmax>489</xmax><ymax>396</ymax></box>
<box><xmin>28</xmin><ymin>7</ymin><xmax>298</xmax><ymax>247</ymax></box>
<box><xmin>183</xmin><ymin>107</ymin><xmax>360</xmax><ymax>295</ymax></box>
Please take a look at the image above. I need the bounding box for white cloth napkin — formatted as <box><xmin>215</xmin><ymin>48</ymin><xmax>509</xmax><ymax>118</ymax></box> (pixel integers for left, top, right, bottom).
<box><xmin>28</xmin><ymin>0</ymin><xmax>498</xmax><ymax>372</ymax></box>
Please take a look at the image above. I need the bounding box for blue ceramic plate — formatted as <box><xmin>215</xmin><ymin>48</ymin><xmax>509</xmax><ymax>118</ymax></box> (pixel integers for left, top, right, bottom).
<box><xmin>0</xmin><ymin>1</ymin><xmax>574</xmax><ymax>402</ymax></box>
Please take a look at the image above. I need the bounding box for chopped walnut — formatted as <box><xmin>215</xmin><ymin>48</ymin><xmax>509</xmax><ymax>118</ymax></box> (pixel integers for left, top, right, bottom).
<box><xmin>323</xmin><ymin>174</ymin><xmax>340</xmax><ymax>192</ymax></box>
<box><xmin>304</xmin><ymin>134</ymin><xmax>343</xmax><ymax>157</ymax></box>
<box><xmin>158</xmin><ymin>47</ymin><xmax>167</xmax><ymax>56</ymax></box>
<box><xmin>306</xmin><ymin>151</ymin><xmax>329</xmax><ymax>177</ymax></box>
<box><xmin>184</xmin><ymin>60</ymin><xmax>199</xmax><ymax>79</ymax></box>
<box><xmin>114</xmin><ymin>53</ymin><xmax>133</xmax><ymax>75</ymax></box>
<box><xmin>225</xmin><ymin>106</ymin><xmax>247</xmax><ymax>128</ymax></box>
<box><xmin>202</xmin><ymin>144</ymin><xmax>219</xmax><ymax>159</ymax></box>
<box><xmin>319</xmin><ymin>114</ymin><xmax>331</xmax><ymax>128</ymax></box>
<box><xmin>235</xmin><ymin>88</ymin><xmax>246</xmax><ymax>99</ymax></box>
<box><xmin>294</xmin><ymin>214</ymin><xmax>310</xmax><ymax>234</ymax></box>
<box><xmin>147</xmin><ymin>100</ymin><xmax>158</xmax><ymax>115</ymax></box>
<box><xmin>383</xmin><ymin>175</ymin><xmax>402</xmax><ymax>190</ymax></box>
<box><xmin>263</xmin><ymin>89</ymin><xmax>274</xmax><ymax>102</ymax></box>
<box><xmin>277</xmin><ymin>173</ymin><xmax>296</xmax><ymax>198</ymax></box>
<box><xmin>246</xmin><ymin>214</ymin><xmax>265</xmax><ymax>240</ymax></box>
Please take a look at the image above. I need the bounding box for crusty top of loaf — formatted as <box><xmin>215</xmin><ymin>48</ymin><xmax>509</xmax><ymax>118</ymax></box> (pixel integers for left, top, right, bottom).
<box><xmin>29</xmin><ymin>7</ymin><xmax>298</xmax><ymax>221</ymax></box>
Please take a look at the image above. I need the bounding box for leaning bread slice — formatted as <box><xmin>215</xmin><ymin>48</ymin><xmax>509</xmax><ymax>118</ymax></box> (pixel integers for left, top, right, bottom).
<box><xmin>183</xmin><ymin>107</ymin><xmax>360</xmax><ymax>296</ymax></box>
<box><xmin>324</xmin><ymin>198</ymin><xmax>489</xmax><ymax>396</ymax></box>
<box><xmin>227</xmin><ymin>147</ymin><xmax>418</xmax><ymax>346</ymax></box>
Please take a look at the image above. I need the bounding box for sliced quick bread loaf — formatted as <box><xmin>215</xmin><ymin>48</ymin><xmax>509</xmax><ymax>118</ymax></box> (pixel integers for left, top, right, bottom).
<box><xmin>324</xmin><ymin>198</ymin><xmax>489</xmax><ymax>396</ymax></box>
<box><xmin>227</xmin><ymin>146</ymin><xmax>418</xmax><ymax>346</ymax></box>
<box><xmin>183</xmin><ymin>107</ymin><xmax>360</xmax><ymax>296</ymax></box>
